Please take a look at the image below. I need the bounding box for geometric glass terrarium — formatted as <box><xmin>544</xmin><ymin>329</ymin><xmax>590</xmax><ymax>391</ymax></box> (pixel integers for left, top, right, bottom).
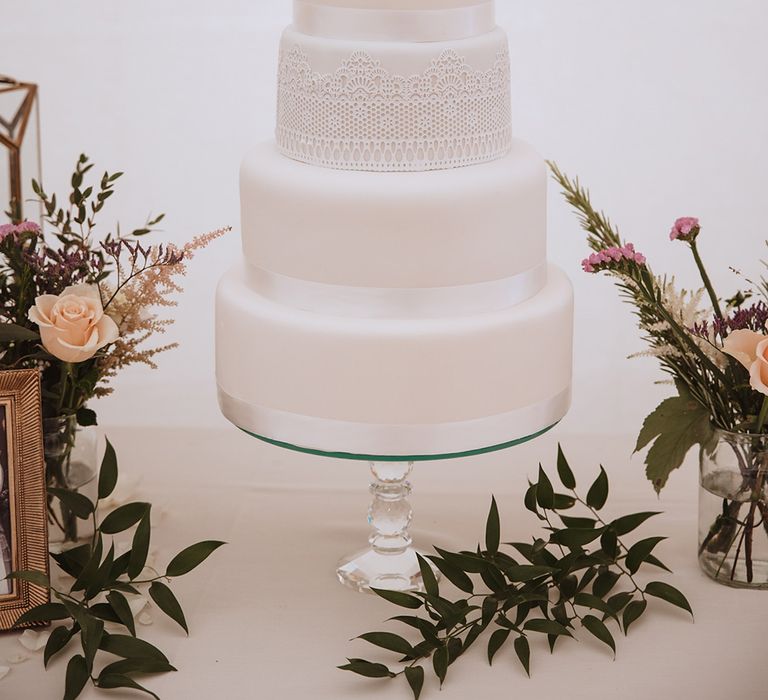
<box><xmin>0</xmin><ymin>76</ymin><xmax>42</xmax><ymax>221</ymax></box>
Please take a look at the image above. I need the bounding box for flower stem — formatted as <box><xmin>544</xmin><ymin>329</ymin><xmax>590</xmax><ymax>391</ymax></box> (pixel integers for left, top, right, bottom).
<box><xmin>756</xmin><ymin>396</ymin><xmax>768</xmax><ymax>434</ymax></box>
<box><xmin>689</xmin><ymin>240</ymin><xmax>723</xmax><ymax>320</ymax></box>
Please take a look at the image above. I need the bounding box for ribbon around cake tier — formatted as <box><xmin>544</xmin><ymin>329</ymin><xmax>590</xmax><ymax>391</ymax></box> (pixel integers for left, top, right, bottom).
<box><xmin>293</xmin><ymin>1</ymin><xmax>496</xmax><ymax>43</ymax></box>
<box><xmin>246</xmin><ymin>263</ymin><xmax>547</xmax><ymax>319</ymax></box>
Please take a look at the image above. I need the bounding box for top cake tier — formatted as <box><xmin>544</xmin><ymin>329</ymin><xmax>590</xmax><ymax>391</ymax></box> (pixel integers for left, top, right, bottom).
<box><xmin>277</xmin><ymin>0</ymin><xmax>511</xmax><ymax>172</ymax></box>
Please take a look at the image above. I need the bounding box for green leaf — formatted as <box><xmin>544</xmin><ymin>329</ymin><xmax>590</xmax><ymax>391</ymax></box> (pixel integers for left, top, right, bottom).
<box><xmin>5</xmin><ymin>570</ymin><xmax>49</xmax><ymax>588</ymax></box>
<box><xmin>582</xmin><ymin>615</ymin><xmax>615</xmax><ymax>656</ymax></box>
<box><xmin>487</xmin><ymin>628</ymin><xmax>510</xmax><ymax>665</ymax></box>
<box><xmin>626</xmin><ymin>537</ymin><xmax>666</xmax><ymax>574</ymax></box>
<box><xmin>606</xmin><ymin>592</ymin><xmax>634</xmax><ymax>615</ymax></box>
<box><xmin>505</xmin><ymin>565</ymin><xmax>557</xmax><ymax>582</ymax></box>
<box><xmin>13</xmin><ymin>602</ymin><xmax>69</xmax><ymax>626</ymax></box>
<box><xmin>44</xmin><ymin>625</ymin><xmax>76</xmax><ymax>668</ymax></box>
<box><xmin>98</xmin><ymin>438</ymin><xmax>118</xmax><ymax>500</ymax></box>
<box><xmin>536</xmin><ymin>466</ymin><xmax>555</xmax><ymax>509</ymax></box>
<box><xmin>128</xmin><ymin>508</ymin><xmax>152</xmax><ymax>579</ymax></box>
<box><xmin>85</xmin><ymin>542</ymin><xmax>115</xmax><ymax>600</ymax></box>
<box><xmin>636</xmin><ymin>385</ymin><xmax>715</xmax><ymax>493</ymax></box>
<box><xmin>47</xmin><ymin>487</ymin><xmax>94</xmax><ymax>520</ymax></box>
<box><xmin>76</xmin><ymin>407</ymin><xmax>98</xmax><ymax>427</ymax></box>
<box><xmin>622</xmin><ymin>600</ymin><xmax>647</xmax><ymax>634</ymax></box>
<box><xmin>586</xmin><ymin>467</ymin><xmax>609</xmax><ymax>510</ymax></box>
<box><xmin>389</xmin><ymin>616</ymin><xmax>439</xmax><ymax>644</ymax></box>
<box><xmin>416</xmin><ymin>554</ymin><xmax>438</xmax><ymax>598</ymax></box>
<box><xmin>433</xmin><ymin>645</ymin><xmax>449</xmax><ymax>686</ymax></box>
<box><xmin>338</xmin><ymin>658</ymin><xmax>395</xmax><ymax>678</ymax></box>
<box><xmin>359</xmin><ymin>632</ymin><xmax>413</xmax><ymax>656</ymax></box>
<box><xmin>559</xmin><ymin>516</ymin><xmax>597</xmax><ymax>529</ymax></box>
<box><xmin>100</xmin><ymin>502</ymin><xmax>150</xmax><ymax>534</ymax></box>
<box><xmin>97</xmin><ymin>675</ymin><xmax>160</xmax><ymax>700</ymax></box>
<box><xmin>524</xmin><ymin>619</ymin><xmax>572</xmax><ymax>637</ymax></box>
<box><xmin>0</xmin><ymin>323</ymin><xmax>40</xmax><ymax>343</ymax></box>
<box><xmin>371</xmin><ymin>588</ymin><xmax>423</xmax><ymax>609</ymax></box>
<box><xmin>99</xmin><ymin>633</ymin><xmax>169</xmax><ymax>663</ymax></box>
<box><xmin>513</xmin><ymin>636</ymin><xmax>531</xmax><ymax>677</ymax></box>
<box><xmin>99</xmin><ymin>659</ymin><xmax>177</xmax><ymax>676</ymax></box>
<box><xmin>51</xmin><ymin>545</ymin><xmax>90</xmax><ymax>579</ymax></box>
<box><xmin>79</xmin><ymin>614</ymin><xmax>105</xmax><ymax>672</ymax></box>
<box><xmin>149</xmin><ymin>581</ymin><xmax>188</xmax><ymax>634</ymax></box>
<box><xmin>106</xmin><ymin>591</ymin><xmax>136</xmax><ymax>636</ymax></box>
<box><xmin>556</xmin><ymin>444</ymin><xmax>576</xmax><ymax>489</ymax></box>
<box><xmin>166</xmin><ymin>540</ymin><xmax>226</xmax><ymax>577</ymax></box>
<box><xmin>404</xmin><ymin>665</ymin><xmax>424</xmax><ymax>700</ymax></box>
<box><xmin>485</xmin><ymin>496</ymin><xmax>500</xmax><ymax>555</ymax></box>
<box><xmin>644</xmin><ymin>582</ymin><xmax>693</xmax><ymax>618</ymax></box>
<box><xmin>645</xmin><ymin>554</ymin><xmax>672</xmax><ymax>572</ymax></box>
<box><xmin>433</xmin><ymin>547</ymin><xmax>489</xmax><ymax>574</ymax></box>
<box><xmin>592</xmin><ymin>570</ymin><xmax>621</xmax><ymax>598</ymax></box>
<box><xmin>64</xmin><ymin>655</ymin><xmax>89</xmax><ymax>700</ymax></box>
<box><xmin>600</xmin><ymin>529</ymin><xmax>618</xmax><ymax>560</ymax></box>
<box><xmin>610</xmin><ymin>512</ymin><xmax>661</xmax><ymax>537</ymax></box>
<box><xmin>573</xmin><ymin>593</ymin><xmax>618</xmax><ymax>619</ymax></box>
<box><xmin>426</xmin><ymin>556</ymin><xmax>474</xmax><ymax>594</ymax></box>
<box><xmin>550</xmin><ymin>528</ymin><xmax>604</xmax><ymax>548</ymax></box>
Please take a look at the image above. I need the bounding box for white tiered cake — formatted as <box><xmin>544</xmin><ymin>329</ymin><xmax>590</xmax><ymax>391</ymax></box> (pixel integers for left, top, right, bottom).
<box><xmin>216</xmin><ymin>0</ymin><xmax>574</xmax><ymax>460</ymax></box>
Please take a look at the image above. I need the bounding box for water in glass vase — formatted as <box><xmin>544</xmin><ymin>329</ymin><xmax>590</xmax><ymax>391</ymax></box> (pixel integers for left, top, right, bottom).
<box><xmin>699</xmin><ymin>430</ymin><xmax>768</xmax><ymax>589</ymax></box>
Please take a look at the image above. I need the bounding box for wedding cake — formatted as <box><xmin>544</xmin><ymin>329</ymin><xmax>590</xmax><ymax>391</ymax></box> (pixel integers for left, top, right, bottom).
<box><xmin>216</xmin><ymin>0</ymin><xmax>574</xmax><ymax>459</ymax></box>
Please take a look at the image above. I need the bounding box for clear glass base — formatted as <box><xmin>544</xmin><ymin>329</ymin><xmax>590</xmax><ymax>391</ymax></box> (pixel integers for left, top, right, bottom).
<box><xmin>699</xmin><ymin>550</ymin><xmax>768</xmax><ymax>590</ymax></box>
<box><xmin>337</xmin><ymin>546</ymin><xmax>434</xmax><ymax>593</ymax></box>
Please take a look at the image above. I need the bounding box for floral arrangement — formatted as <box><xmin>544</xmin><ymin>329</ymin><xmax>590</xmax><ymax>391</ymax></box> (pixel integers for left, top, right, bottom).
<box><xmin>551</xmin><ymin>163</ymin><xmax>768</xmax><ymax>586</ymax></box>
<box><xmin>0</xmin><ymin>155</ymin><xmax>228</xmax><ymax>539</ymax></box>
<box><xmin>342</xmin><ymin>447</ymin><xmax>691</xmax><ymax>699</ymax></box>
<box><xmin>1</xmin><ymin>156</ymin><xmax>228</xmax><ymax>697</ymax></box>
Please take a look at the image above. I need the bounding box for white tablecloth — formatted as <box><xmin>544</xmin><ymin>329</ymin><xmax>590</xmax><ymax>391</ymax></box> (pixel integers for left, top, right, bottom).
<box><xmin>0</xmin><ymin>427</ymin><xmax>763</xmax><ymax>699</ymax></box>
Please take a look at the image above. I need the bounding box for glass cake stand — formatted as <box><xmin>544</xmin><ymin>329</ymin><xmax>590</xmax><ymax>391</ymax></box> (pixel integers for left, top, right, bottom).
<box><xmin>243</xmin><ymin>425</ymin><xmax>556</xmax><ymax>594</ymax></box>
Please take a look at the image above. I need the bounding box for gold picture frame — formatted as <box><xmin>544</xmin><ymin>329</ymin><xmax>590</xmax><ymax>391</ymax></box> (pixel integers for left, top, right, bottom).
<box><xmin>0</xmin><ymin>369</ymin><xmax>49</xmax><ymax>631</ymax></box>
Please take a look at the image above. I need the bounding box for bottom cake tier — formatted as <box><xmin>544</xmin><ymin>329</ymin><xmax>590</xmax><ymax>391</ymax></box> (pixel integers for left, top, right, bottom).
<box><xmin>216</xmin><ymin>263</ymin><xmax>573</xmax><ymax>459</ymax></box>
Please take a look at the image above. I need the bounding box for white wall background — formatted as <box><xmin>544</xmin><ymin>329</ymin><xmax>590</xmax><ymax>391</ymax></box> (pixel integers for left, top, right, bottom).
<box><xmin>2</xmin><ymin>1</ymin><xmax>767</xmax><ymax>435</ymax></box>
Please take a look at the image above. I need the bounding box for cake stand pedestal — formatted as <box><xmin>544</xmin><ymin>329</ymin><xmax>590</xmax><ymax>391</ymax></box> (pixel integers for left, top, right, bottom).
<box><xmin>336</xmin><ymin>461</ymin><xmax>429</xmax><ymax>593</ymax></box>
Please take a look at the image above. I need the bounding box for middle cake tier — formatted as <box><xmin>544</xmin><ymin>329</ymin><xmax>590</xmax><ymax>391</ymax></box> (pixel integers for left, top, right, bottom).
<box><xmin>241</xmin><ymin>138</ymin><xmax>547</xmax><ymax>290</ymax></box>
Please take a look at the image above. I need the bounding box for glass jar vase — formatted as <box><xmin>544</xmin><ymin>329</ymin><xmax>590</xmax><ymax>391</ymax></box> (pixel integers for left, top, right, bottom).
<box><xmin>43</xmin><ymin>414</ymin><xmax>98</xmax><ymax>546</ymax></box>
<box><xmin>699</xmin><ymin>429</ymin><xmax>768</xmax><ymax>589</ymax></box>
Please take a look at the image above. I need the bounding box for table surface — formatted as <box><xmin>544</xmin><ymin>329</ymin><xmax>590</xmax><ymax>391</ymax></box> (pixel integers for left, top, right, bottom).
<box><xmin>0</xmin><ymin>426</ymin><xmax>763</xmax><ymax>700</ymax></box>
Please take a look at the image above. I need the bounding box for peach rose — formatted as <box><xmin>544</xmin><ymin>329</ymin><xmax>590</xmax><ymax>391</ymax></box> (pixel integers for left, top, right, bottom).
<box><xmin>27</xmin><ymin>284</ymin><xmax>119</xmax><ymax>363</ymax></box>
<box><xmin>724</xmin><ymin>329</ymin><xmax>768</xmax><ymax>396</ymax></box>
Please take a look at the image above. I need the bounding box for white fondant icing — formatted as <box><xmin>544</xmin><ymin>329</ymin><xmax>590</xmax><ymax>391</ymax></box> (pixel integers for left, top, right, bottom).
<box><xmin>240</xmin><ymin>140</ymin><xmax>547</xmax><ymax>289</ymax></box>
<box><xmin>216</xmin><ymin>264</ymin><xmax>574</xmax><ymax>427</ymax></box>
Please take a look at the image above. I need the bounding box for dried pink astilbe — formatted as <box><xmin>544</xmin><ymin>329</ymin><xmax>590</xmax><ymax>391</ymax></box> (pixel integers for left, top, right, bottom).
<box><xmin>95</xmin><ymin>226</ymin><xmax>231</xmax><ymax>389</ymax></box>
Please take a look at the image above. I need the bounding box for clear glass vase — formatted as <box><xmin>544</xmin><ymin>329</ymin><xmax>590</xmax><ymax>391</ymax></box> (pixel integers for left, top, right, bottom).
<box><xmin>699</xmin><ymin>429</ymin><xmax>768</xmax><ymax>589</ymax></box>
<box><xmin>43</xmin><ymin>414</ymin><xmax>98</xmax><ymax>547</ymax></box>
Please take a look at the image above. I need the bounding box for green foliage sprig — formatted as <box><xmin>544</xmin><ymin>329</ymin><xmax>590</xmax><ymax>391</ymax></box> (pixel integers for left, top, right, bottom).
<box><xmin>340</xmin><ymin>447</ymin><xmax>692</xmax><ymax>699</ymax></box>
<box><xmin>7</xmin><ymin>440</ymin><xmax>225</xmax><ymax>700</ymax></box>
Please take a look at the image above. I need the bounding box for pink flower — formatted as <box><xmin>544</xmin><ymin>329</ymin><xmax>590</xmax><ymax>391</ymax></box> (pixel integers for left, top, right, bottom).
<box><xmin>670</xmin><ymin>217</ymin><xmax>700</xmax><ymax>242</ymax></box>
<box><xmin>0</xmin><ymin>220</ymin><xmax>40</xmax><ymax>242</ymax></box>
<box><xmin>581</xmin><ymin>243</ymin><xmax>647</xmax><ymax>275</ymax></box>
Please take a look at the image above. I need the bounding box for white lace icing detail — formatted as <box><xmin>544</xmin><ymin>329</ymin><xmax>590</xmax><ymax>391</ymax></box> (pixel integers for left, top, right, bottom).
<box><xmin>276</xmin><ymin>46</ymin><xmax>512</xmax><ymax>172</ymax></box>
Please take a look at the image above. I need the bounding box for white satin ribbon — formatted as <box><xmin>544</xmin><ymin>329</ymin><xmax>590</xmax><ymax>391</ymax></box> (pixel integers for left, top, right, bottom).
<box><xmin>246</xmin><ymin>264</ymin><xmax>547</xmax><ymax>319</ymax></box>
<box><xmin>293</xmin><ymin>1</ymin><xmax>496</xmax><ymax>43</ymax></box>
<box><xmin>219</xmin><ymin>387</ymin><xmax>571</xmax><ymax>459</ymax></box>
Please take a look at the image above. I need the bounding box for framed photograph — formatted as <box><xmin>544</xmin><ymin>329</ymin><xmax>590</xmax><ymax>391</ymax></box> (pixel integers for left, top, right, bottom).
<box><xmin>0</xmin><ymin>369</ymin><xmax>49</xmax><ymax>631</ymax></box>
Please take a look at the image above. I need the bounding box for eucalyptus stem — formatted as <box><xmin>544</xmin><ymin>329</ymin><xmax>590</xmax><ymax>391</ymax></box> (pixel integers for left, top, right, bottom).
<box><xmin>689</xmin><ymin>239</ymin><xmax>723</xmax><ymax>320</ymax></box>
